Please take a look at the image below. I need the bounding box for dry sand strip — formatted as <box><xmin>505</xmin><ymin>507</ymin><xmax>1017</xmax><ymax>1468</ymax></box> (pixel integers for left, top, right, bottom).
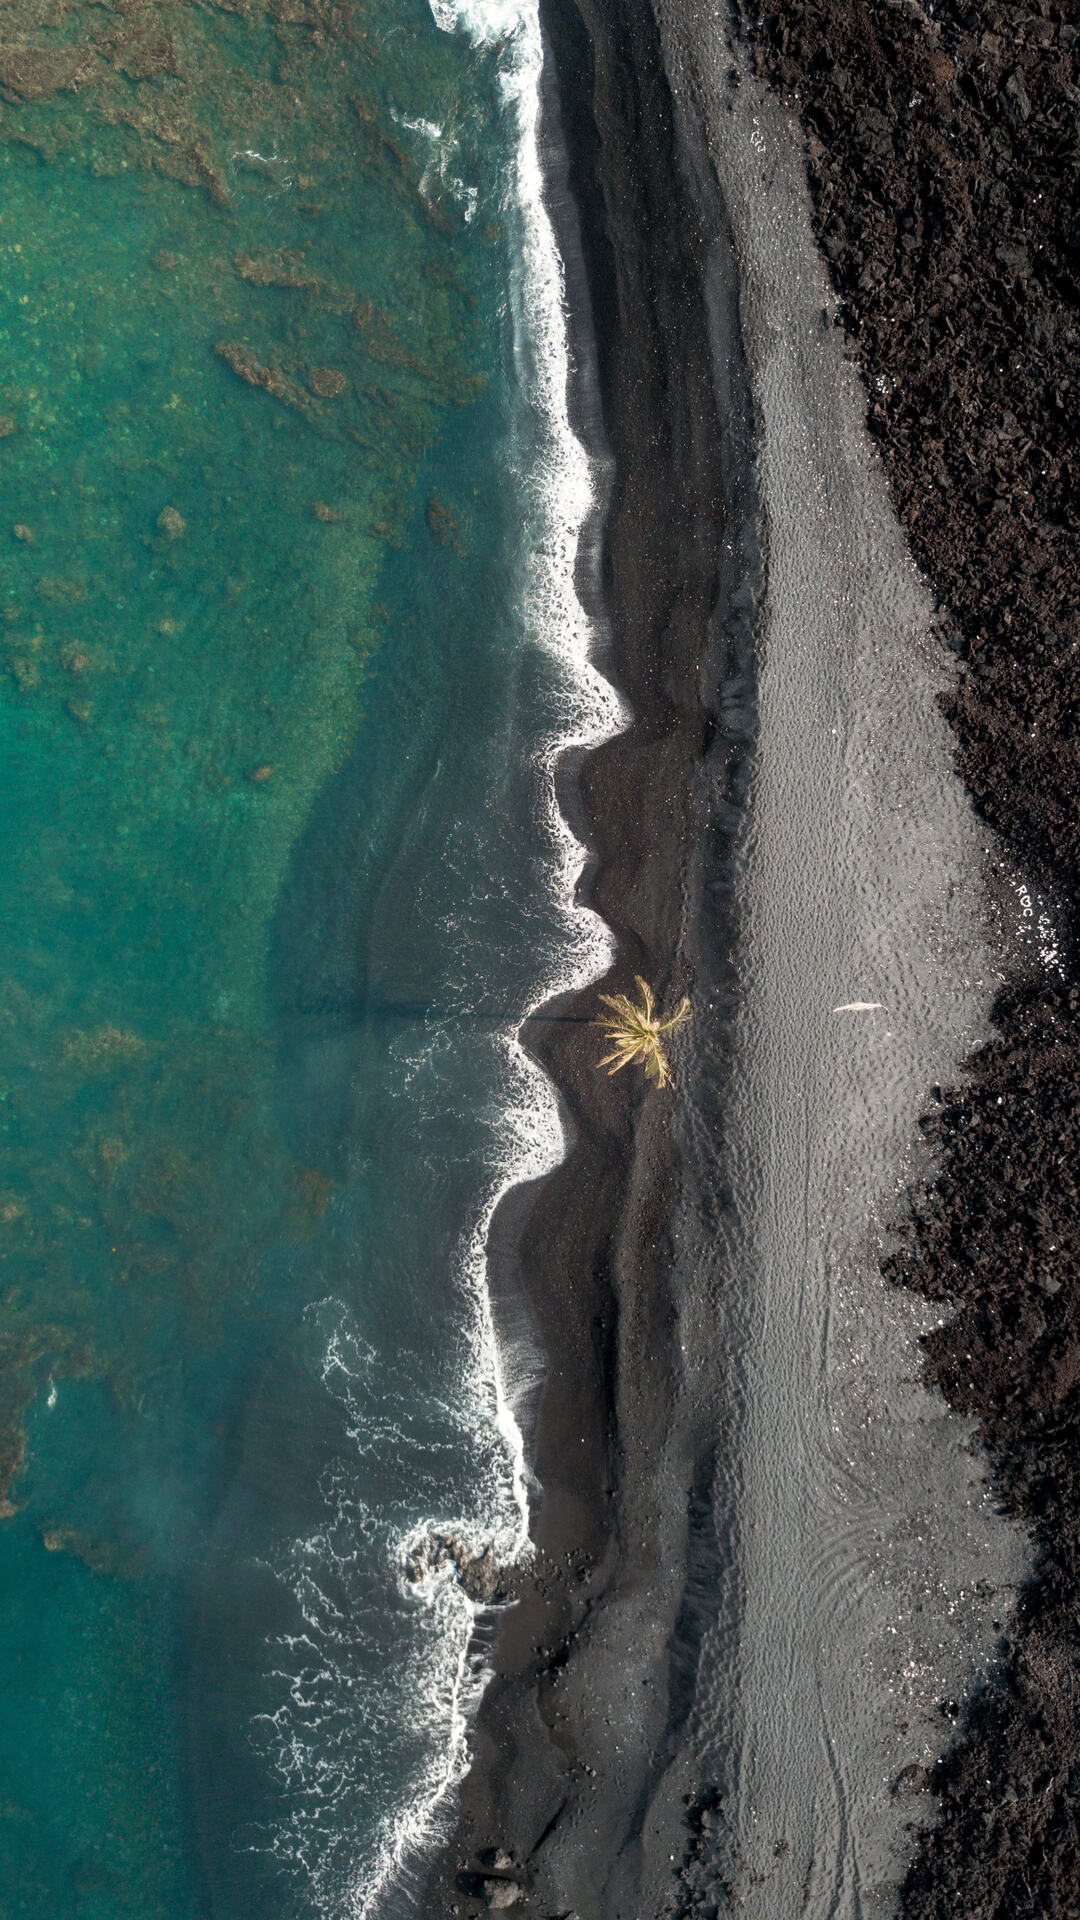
<box><xmin>638</xmin><ymin>11</ymin><xmax>1028</xmax><ymax>1914</ymax></box>
<box><xmin>738</xmin><ymin>3</ymin><xmax>1080</xmax><ymax>1915</ymax></box>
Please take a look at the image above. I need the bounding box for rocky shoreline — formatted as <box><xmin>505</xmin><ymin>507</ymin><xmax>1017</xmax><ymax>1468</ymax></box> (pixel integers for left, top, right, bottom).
<box><xmin>737</xmin><ymin>2</ymin><xmax>1080</xmax><ymax>1912</ymax></box>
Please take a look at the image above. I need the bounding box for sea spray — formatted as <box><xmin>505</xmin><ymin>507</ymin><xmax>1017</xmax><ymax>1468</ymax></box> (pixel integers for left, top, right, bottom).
<box><xmin>428</xmin><ymin>0</ymin><xmax>630</xmax><ymax>1489</ymax></box>
<box><xmin>358</xmin><ymin>0</ymin><xmax>628</xmax><ymax>1891</ymax></box>
<box><xmin>423</xmin><ymin>0</ymin><xmax>630</xmax><ymax>1553</ymax></box>
<box><xmin>248</xmin><ymin>2</ymin><xmax>627</xmax><ymax>1914</ymax></box>
<box><xmin>351</xmin><ymin>0</ymin><xmax>628</xmax><ymax>1898</ymax></box>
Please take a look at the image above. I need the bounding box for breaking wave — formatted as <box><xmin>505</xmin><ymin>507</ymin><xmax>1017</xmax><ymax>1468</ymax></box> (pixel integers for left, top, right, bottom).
<box><xmin>247</xmin><ymin>1</ymin><xmax>625</xmax><ymax>1914</ymax></box>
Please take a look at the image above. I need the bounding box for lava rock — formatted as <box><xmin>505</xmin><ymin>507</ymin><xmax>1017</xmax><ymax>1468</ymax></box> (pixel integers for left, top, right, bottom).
<box><xmin>481</xmin><ymin>1879</ymin><xmax>522</xmax><ymax>1910</ymax></box>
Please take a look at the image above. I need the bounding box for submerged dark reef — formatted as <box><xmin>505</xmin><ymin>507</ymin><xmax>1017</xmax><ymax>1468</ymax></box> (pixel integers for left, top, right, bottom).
<box><xmin>0</xmin><ymin>0</ymin><xmax>536</xmax><ymax>1908</ymax></box>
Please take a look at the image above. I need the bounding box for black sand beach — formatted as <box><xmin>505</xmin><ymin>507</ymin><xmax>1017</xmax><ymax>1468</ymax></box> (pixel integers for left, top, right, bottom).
<box><xmin>421</xmin><ymin>0</ymin><xmax>732</xmax><ymax>1908</ymax></box>
<box><xmin>423</xmin><ymin>1</ymin><xmax>1080</xmax><ymax>1915</ymax></box>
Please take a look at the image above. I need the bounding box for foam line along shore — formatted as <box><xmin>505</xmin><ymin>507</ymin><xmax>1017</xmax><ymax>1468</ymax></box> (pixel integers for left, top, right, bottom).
<box><xmin>420</xmin><ymin>0</ymin><xmax>734</xmax><ymax>1908</ymax></box>
<box><xmin>353</xmin><ymin>0</ymin><xmax>629</xmax><ymax>1905</ymax></box>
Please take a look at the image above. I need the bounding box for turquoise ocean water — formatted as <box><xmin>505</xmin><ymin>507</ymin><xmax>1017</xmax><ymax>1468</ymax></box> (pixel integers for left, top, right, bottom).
<box><xmin>0</xmin><ymin>2</ymin><xmax>617</xmax><ymax>1913</ymax></box>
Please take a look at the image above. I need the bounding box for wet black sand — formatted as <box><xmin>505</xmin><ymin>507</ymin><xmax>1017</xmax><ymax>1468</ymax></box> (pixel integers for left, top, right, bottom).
<box><xmin>420</xmin><ymin>0</ymin><xmax>735</xmax><ymax>1911</ymax></box>
<box><xmin>423</xmin><ymin>0</ymin><xmax>1080</xmax><ymax>1914</ymax></box>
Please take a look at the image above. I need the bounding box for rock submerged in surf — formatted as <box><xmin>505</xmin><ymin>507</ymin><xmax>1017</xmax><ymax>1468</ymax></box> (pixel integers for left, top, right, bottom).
<box><xmin>307</xmin><ymin>365</ymin><xmax>348</xmax><ymax>399</ymax></box>
<box><xmin>404</xmin><ymin>1530</ymin><xmax>507</xmax><ymax>1604</ymax></box>
<box><xmin>0</xmin><ymin>43</ymin><xmax>97</xmax><ymax>100</ymax></box>
<box><xmin>157</xmin><ymin>505</ymin><xmax>186</xmax><ymax>539</ymax></box>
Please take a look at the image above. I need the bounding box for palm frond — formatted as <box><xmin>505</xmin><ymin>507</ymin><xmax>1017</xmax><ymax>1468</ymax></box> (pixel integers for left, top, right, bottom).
<box><xmin>593</xmin><ymin>978</ymin><xmax>690</xmax><ymax>1088</ymax></box>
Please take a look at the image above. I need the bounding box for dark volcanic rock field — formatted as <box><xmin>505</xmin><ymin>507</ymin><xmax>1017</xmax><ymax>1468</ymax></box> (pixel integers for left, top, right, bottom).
<box><xmin>737</xmin><ymin>1</ymin><xmax>1080</xmax><ymax>1913</ymax></box>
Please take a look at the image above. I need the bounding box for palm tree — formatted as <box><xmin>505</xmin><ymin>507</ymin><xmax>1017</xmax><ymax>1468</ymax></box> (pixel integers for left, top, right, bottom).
<box><xmin>594</xmin><ymin>976</ymin><xmax>690</xmax><ymax>1089</ymax></box>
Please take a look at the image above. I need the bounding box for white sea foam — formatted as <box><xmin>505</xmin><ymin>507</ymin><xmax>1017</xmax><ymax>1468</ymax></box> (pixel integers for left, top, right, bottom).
<box><xmin>248</xmin><ymin>1301</ymin><xmax>509</xmax><ymax>1917</ymax></box>
<box><xmin>423</xmin><ymin>0</ymin><xmax>626</xmax><ymax>1560</ymax></box>
<box><xmin>333</xmin><ymin>0</ymin><xmax>624</xmax><ymax>1901</ymax></box>
<box><xmin>339</xmin><ymin>0</ymin><xmax>626</xmax><ymax>1904</ymax></box>
<box><xmin>254</xmin><ymin>2</ymin><xmax>626</xmax><ymax>1915</ymax></box>
<box><xmin>392</xmin><ymin>111</ymin><xmax>446</xmax><ymax>141</ymax></box>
